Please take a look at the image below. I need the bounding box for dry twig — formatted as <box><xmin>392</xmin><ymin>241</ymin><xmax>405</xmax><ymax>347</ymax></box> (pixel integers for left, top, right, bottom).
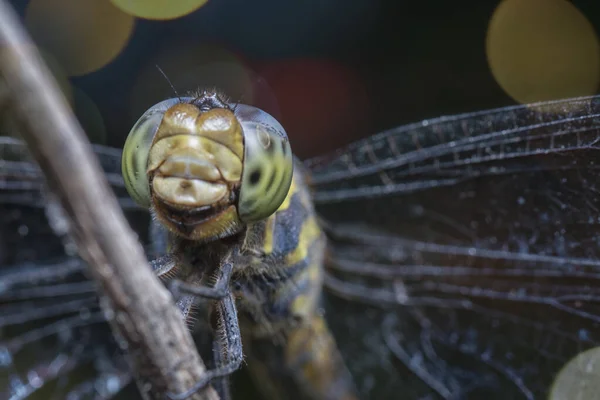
<box><xmin>0</xmin><ymin>2</ymin><xmax>217</xmax><ymax>399</ymax></box>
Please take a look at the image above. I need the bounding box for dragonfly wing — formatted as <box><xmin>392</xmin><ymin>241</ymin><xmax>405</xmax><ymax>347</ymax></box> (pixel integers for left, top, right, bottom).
<box><xmin>308</xmin><ymin>96</ymin><xmax>600</xmax><ymax>399</ymax></box>
<box><xmin>0</xmin><ymin>137</ymin><xmax>139</xmax><ymax>210</ymax></box>
<box><xmin>0</xmin><ymin>201</ymin><xmax>137</xmax><ymax>400</ymax></box>
<box><xmin>0</xmin><ymin>140</ymin><xmax>152</xmax><ymax>399</ymax></box>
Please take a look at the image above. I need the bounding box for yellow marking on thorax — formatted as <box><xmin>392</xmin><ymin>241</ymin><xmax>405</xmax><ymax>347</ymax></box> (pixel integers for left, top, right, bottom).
<box><xmin>262</xmin><ymin>215</ymin><xmax>276</xmax><ymax>255</ymax></box>
<box><xmin>289</xmin><ymin>236</ymin><xmax>324</xmax><ymax>319</ymax></box>
<box><xmin>285</xmin><ymin>216</ymin><xmax>321</xmax><ymax>265</ymax></box>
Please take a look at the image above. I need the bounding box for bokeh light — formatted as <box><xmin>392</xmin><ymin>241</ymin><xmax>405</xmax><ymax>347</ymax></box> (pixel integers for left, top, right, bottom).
<box><xmin>130</xmin><ymin>42</ymin><xmax>255</xmax><ymax>123</ymax></box>
<box><xmin>550</xmin><ymin>347</ymin><xmax>600</xmax><ymax>400</ymax></box>
<box><xmin>0</xmin><ymin>48</ymin><xmax>73</xmax><ymax>139</ymax></box>
<box><xmin>110</xmin><ymin>0</ymin><xmax>208</xmax><ymax>20</ymax></box>
<box><xmin>253</xmin><ymin>59</ymin><xmax>370</xmax><ymax>158</ymax></box>
<box><xmin>72</xmin><ymin>87</ymin><xmax>107</xmax><ymax>145</ymax></box>
<box><xmin>486</xmin><ymin>0</ymin><xmax>600</xmax><ymax>105</ymax></box>
<box><xmin>25</xmin><ymin>0</ymin><xmax>135</xmax><ymax>76</ymax></box>
<box><xmin>38</xmin><ymin>49</ymin><xmax>73</xmax><ymax>105</ymax></box>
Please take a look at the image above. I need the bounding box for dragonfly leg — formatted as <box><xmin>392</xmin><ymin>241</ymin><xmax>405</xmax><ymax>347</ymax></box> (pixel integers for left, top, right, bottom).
<box><xmin>166</xmin><ymin>292</ymin><xmax>243</xmax><ymax>400</ymax></box>
<box><xmin>207</xmin><ymin>287</ymin><xmax>242</xmax><ymax>400</ymax></box>
<box><xmin>168</xmin><ymin>256</ymin><xmax>234</xmax><ymax>300</ymax></box>
<box><xmin>210</xmin><ymin>337</ymin><xmax>233</xmax><ymax>400</ymax></box>
<box><xmin>149</xmin><ymin>253</ymin><xmax>179</xmax><ymax>278</ymax></box>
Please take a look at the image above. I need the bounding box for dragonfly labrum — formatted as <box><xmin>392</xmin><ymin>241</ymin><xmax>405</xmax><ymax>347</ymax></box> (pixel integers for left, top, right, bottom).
<box><xmin>1</xmin><ymin>91</ymin><xmax>599</xmax><ymax>400</ymax></box>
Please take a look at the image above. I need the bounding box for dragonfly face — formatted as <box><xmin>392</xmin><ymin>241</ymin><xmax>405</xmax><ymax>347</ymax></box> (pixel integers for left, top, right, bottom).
<box><xmin>121</xmin><ymin>91</ymin><xmax>294</xmax><ymax>241</ymax></box>
<box><xmin>1</xmin><ymin>94</ymin><xmax>600</xmax><ymax>400</ymax></box>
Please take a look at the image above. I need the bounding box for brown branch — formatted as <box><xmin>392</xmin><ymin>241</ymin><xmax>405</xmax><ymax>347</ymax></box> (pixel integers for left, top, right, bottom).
<box><xmin>0</xmin><ymin>2</ymin><xmax>218</xmax><ymax>399</ymax></box>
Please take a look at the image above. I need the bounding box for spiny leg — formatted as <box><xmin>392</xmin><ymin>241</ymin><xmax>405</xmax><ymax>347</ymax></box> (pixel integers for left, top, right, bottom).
<box><xmin>210</xmin><ymin>334</ymin><xmax>233</xmax><ymax>400</ymax></box>
<box><xmin>168</xmin><ymin>251</ymin><xmax>235</xmax><ymax>300</ymax></box>
<box><xmin>150</xmin><ymin>253</ymin><xmax>179</xmax><ymax>278</ymax></box>
<box><xmin>207</xmin><ymin>287</ymin><xmax>243</xmax><ymax>400</ymax></box>
<box><xmin>163</xmin><ymin>247</ymin><xmax>243</xmax><ymax>399</ymax></box>
<box><xmin>148</xmin><ymin>220</ymin><xmax>239</xmax><ymax>297</ymax></box>
<box><xmin>167</xmin><ymin>292</ymin><xmax>243</xmax><ymax>400</ymax></box>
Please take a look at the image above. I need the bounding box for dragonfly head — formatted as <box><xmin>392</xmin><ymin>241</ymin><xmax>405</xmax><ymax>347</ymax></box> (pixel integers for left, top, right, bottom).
<box><xmin>122</xmin><ymin>92</ymin><xmax>293</xmax><ymax>242</ymax></box>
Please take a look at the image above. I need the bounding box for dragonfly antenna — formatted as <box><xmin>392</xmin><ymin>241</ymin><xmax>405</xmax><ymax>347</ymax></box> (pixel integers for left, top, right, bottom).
<box><xmin>155</xmin><ymin>64</ymin><xmax>182</xmax><ymax>102</ymax></box>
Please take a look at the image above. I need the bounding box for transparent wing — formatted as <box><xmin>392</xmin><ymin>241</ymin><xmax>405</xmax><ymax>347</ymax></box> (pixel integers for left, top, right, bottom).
<box><xmin>0</xmin><ymin>203</ymin><xmax>136</xmax><ymax>400</ymax></box>
<box><xmin>0</xmin><ymin>139</ymin><xmax>149</xmax><ymax>399</ymax></box>
<box><xmin>0</xmin><ymin>137</ymin><xmax>138</xmax><ymax>210</ymax></box>
<box><xmin>307</xmin><ymin>95</ymin><xmax>600</xmax><ymax>399</ymax></box>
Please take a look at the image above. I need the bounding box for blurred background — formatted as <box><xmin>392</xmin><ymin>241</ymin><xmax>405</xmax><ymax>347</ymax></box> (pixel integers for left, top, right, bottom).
<box><xmin>8</xmin><ymin>0</ymin><xmax>600</xmax><ymax>158</ymax></box>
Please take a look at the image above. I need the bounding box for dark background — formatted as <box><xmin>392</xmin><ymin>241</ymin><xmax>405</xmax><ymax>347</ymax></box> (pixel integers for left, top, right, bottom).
<box><xmin>10</xmin><ymin>0</ymin><xmax>600</xmax><ymax>159</ymax></box>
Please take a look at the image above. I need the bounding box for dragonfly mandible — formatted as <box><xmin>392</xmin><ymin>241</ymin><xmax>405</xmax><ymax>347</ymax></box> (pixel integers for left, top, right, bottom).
<box><xmin>1</xmin><ymin>92</ymin><xmax>600</xmax><ymax>400</ymax></box>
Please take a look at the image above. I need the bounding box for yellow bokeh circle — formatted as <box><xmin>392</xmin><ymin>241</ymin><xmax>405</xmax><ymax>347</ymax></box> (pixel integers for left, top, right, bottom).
<box><xmin>486</xmin><ymin>0</ymin><xmax>600</xmax><ymax>105</ymax></box>
<box><xmin>549</xmin><ymin>346</ymin><xmax>600</xmax><ymax>400</ymax></box>
<box><xmin>38</xmin><ymin>49</ymin><xmax>73</xmax><ymax>105</ymax></box>
<box><xmin>110</xmin><ymin>0</ymin><xmax>208</xmax><ymax>20</ymax></box>
<box><xmin>26</xmin><ymin>0</ymin><xmax>135</xmax><ymax>76</ymax></box>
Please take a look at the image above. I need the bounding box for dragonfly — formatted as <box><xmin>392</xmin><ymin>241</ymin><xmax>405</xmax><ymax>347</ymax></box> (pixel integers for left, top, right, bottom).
<box><xmin>1</xmin><ymin>91</ymin><xmax>599</xmax><ymax>400</ymax></box>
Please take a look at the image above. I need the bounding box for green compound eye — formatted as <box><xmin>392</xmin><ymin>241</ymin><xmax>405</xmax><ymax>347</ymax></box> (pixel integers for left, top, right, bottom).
<box><xmin>121</xmin><ymin>98</ymin><xmax>183</xmax><ymax>208</ymax></box>
<box><xmin>234</xmin><ymin>104</ymin><xmax>294</xmax><ymax>223</ymax></box>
